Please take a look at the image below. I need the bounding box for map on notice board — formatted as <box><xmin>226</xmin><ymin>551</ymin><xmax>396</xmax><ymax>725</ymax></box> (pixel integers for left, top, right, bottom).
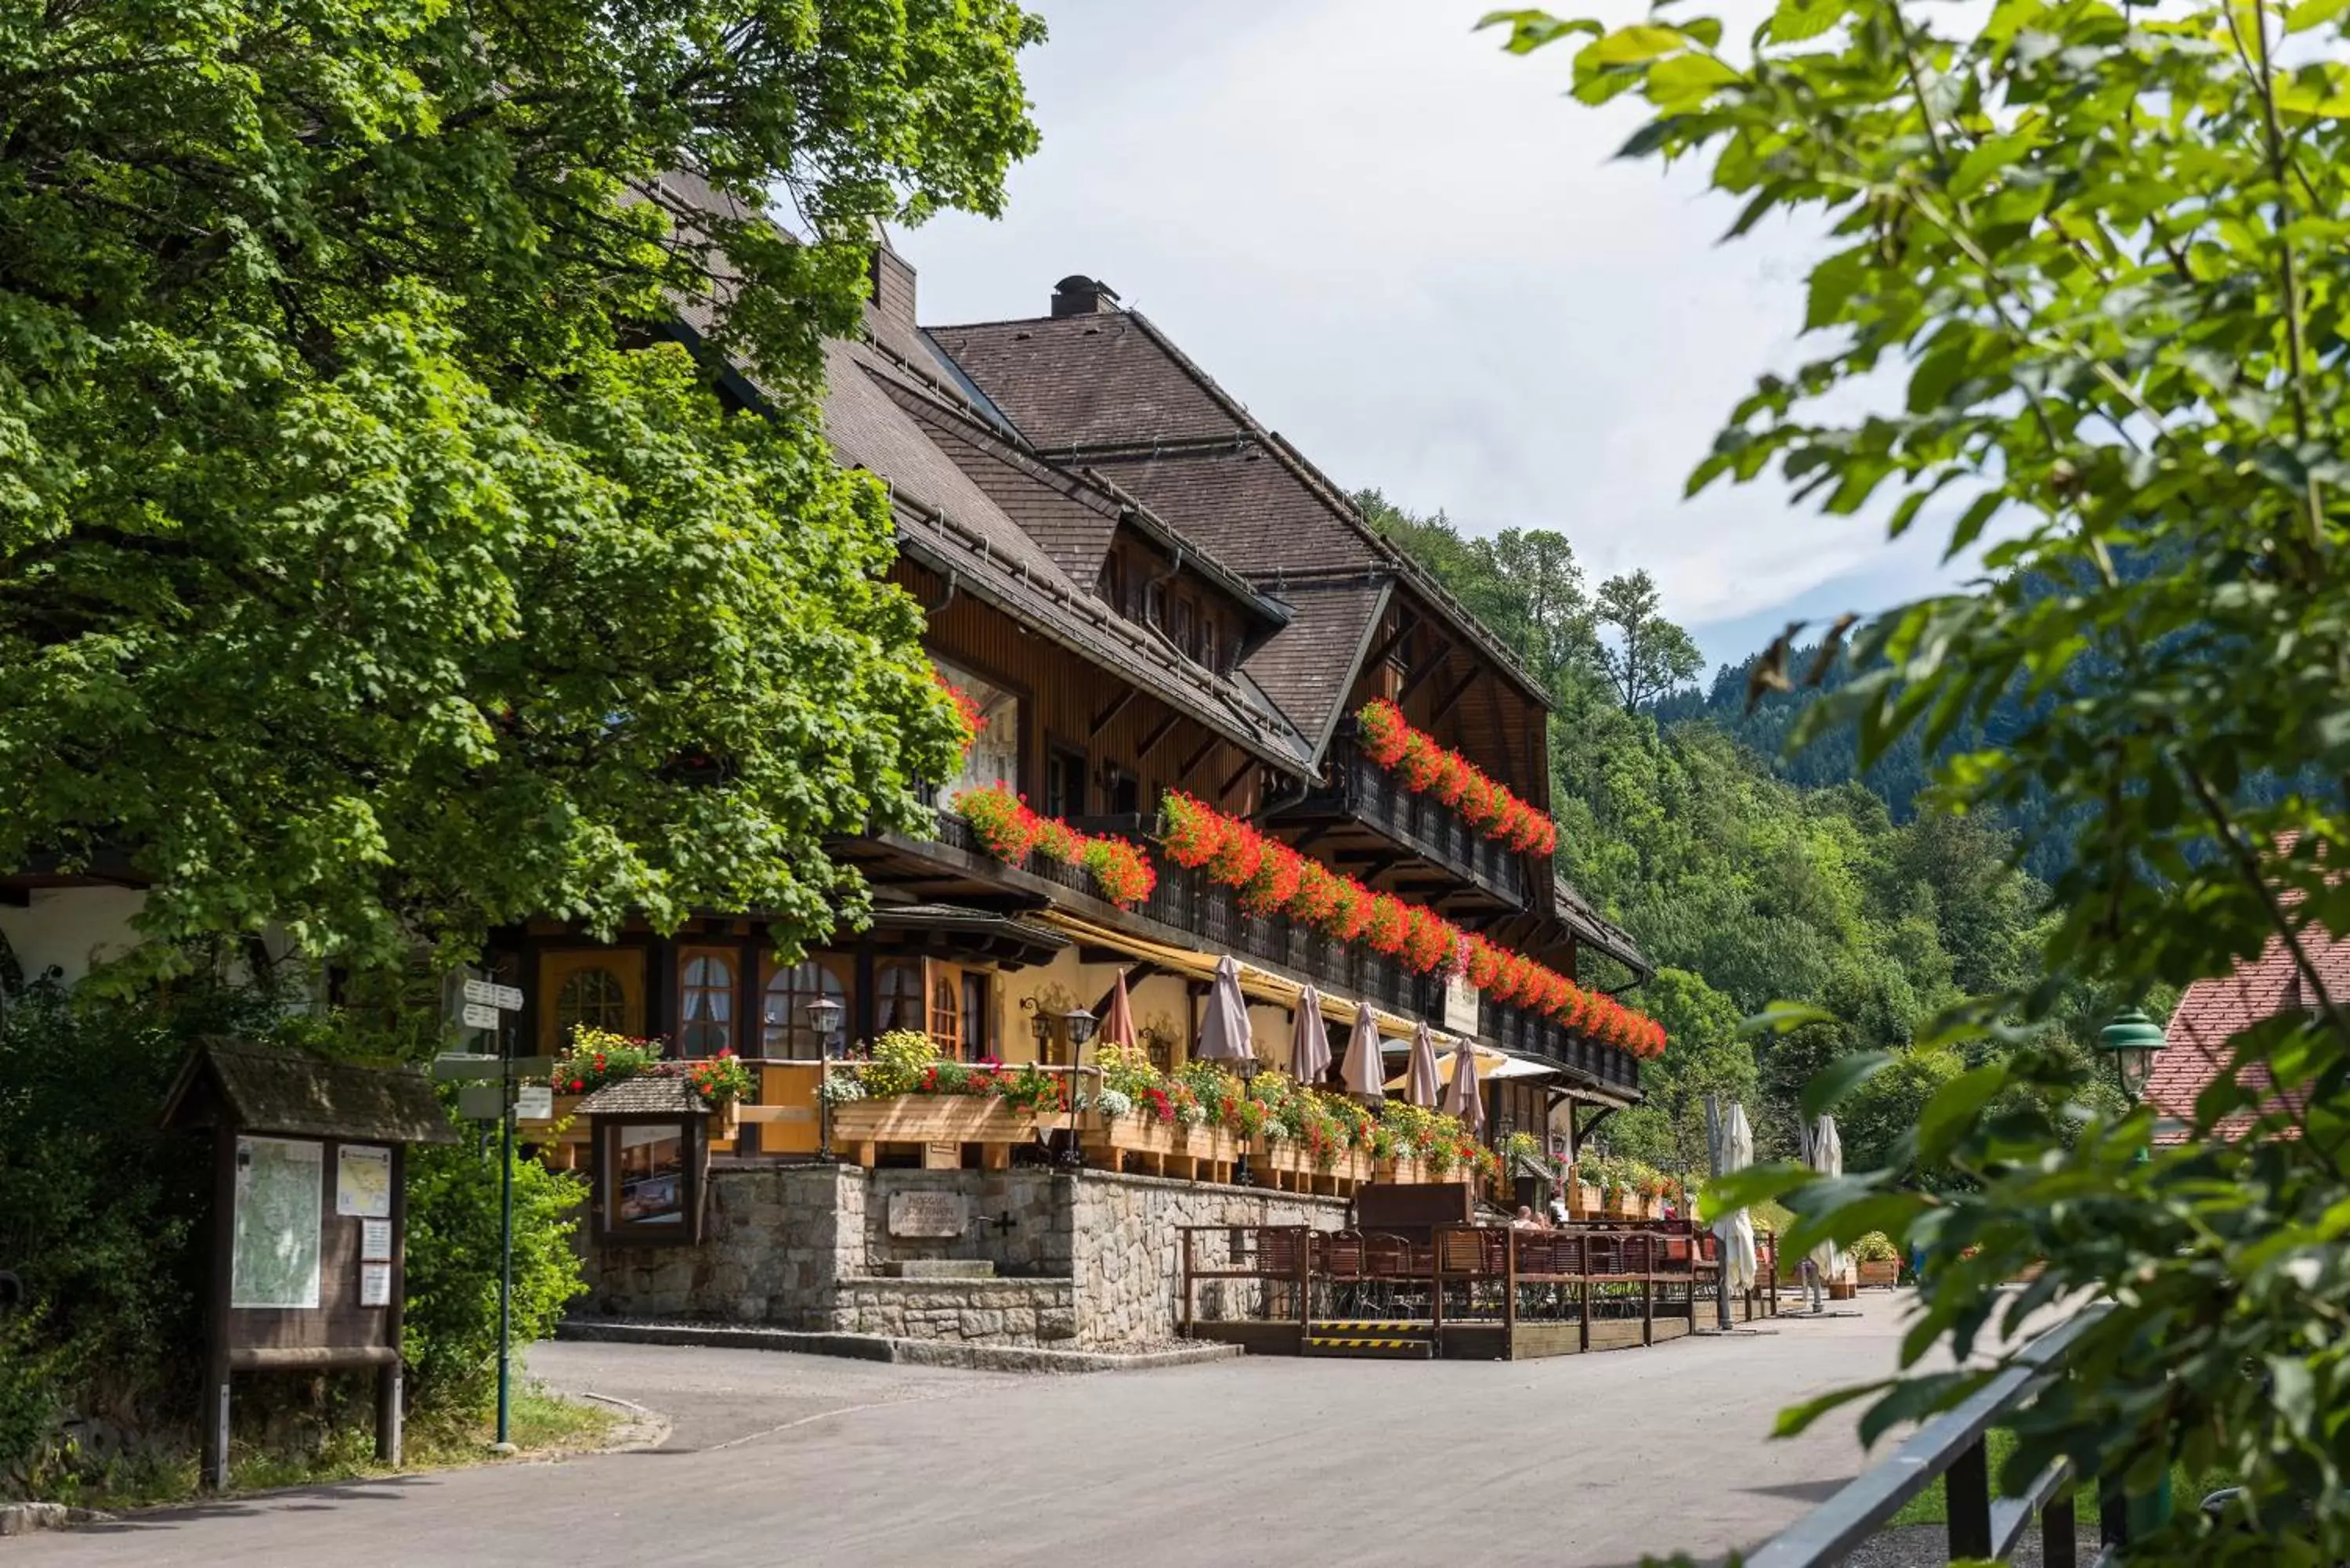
<box><xmin>232</xmin><ymin>1136</ymin><xmax>322</xmax><ymax>1310</ymax></box>
<box><xmin>335</xmin><ymin>1143</ymin><xmax>393</xmax><ymax>1219</ymax></box>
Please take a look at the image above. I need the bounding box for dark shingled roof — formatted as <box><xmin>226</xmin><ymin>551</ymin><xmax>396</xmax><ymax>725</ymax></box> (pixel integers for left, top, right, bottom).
<box><xmin>577</xmin><ymin>1073</ymin><xmax>709</xmax><ymax>1116</ymax></box>
<box><xmin>935</xmin><ymin>311</ymin><xmax>1237</xmax><ymax>446</ymax></box>
<box><xmin>929</xmin><ymin>307</ymin><xmax>1556</xmax><ymax>741</ymax></box>
<box><xmin>1549</xmin><ymin>877</ymin><xmax>1654</xmax><ymax>981</ymax></box>
<box><xmin>1239</xmin><ymin>579</ymin><xmax>1390</xmax><ymax>750</ymax></box>
<box><xmin>161</xmin><ymin>1042</ymin><xmax>458</xmax><ymax>1143</ymax></box>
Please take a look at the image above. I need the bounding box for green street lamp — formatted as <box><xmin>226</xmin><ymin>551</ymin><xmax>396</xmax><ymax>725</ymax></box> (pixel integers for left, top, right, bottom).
<box><xmin>2095</xmin><ymin>1004</ymin><xmax>2175</xmax><ymax>1540</ymax></box>
<box><xmin>2097</xmin><ymin>1007</ymin><xmax>2167</xmax><ymax>1103</ymax></box>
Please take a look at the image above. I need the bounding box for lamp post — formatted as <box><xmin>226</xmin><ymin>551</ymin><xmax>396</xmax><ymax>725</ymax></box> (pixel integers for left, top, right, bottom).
<box><xmin>804</xmin><ymin>994</ymin><xmax>845</xmax><ymax>1161</ymax></box>
<box><xmin>2095</xmin><ymin>1005</ymin><xmax>2173</xmax><ymax>1541</ymax></box>
<box><xmin>1234</xmin><ymin>1055</ymin><xmax>1260</xmax><ymax>1187</ymax></box>
<box><xmin>1059</xmin><ymin>1005</ymin><xmax>1097</xmax><ymax>1166</ymax></box>
<box><xmin>2097</xmin><ymin>1007</ymin><xmax>2167</xmax><ymax>1104</ymax></box>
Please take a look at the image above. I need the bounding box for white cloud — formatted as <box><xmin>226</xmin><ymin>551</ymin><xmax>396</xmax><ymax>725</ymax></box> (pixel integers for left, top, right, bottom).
<box><xmin>898</xmin><ymin>0</ymin><xmax>1959</xmax><ymax>641</ymax></box>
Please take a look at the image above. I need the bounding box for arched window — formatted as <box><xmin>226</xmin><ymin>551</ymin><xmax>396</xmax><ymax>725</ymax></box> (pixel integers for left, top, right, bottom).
<box><xmin>679</xmin><ymin>952</ymin><xmax>734</xmax><ymax>1057</ymax></box>
<box><xmin>876</xmin><ymin>959</ymin><xmax>924</xmax><ymax>1035</ymax></box>
<box><xmin>761</xmin><ymin>961</ymin><xmax>846</xmax><ymax>1060</ymax></box>
<box><xmin>555</xmin><ymin>966</ymin><xmax>627</xmax><ymax>1040</ymax></box>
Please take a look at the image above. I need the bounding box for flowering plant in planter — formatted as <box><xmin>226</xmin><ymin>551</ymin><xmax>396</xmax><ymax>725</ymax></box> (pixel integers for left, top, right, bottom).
<box><xmin>953</xmin><ymin>783</ymin><xmax>1155</xmax><ymax>908</ymax></box>
<box><xmin>1356</xmin><ymin>699</ymin><xmax>1558</xmax><ymax>856</ymax></box>
<box><xmin>990</xmin><ymin>1064</ymin><xmax>1066</xmax><ymax>1115</ymax></box>
<box><xmin>552</xmin><ymin>1027</ymin><xmax>664</xmax><ymax>1094</ymax></box>
<box><xmin>685</xmin><ymin>1050</ymin><xmax>754</xmax><ymax>1107</ymax></box>
<box><xmin>934</xmin><ymin>672</ymin><xmax>986</xmax><ymax>753</ymax></box>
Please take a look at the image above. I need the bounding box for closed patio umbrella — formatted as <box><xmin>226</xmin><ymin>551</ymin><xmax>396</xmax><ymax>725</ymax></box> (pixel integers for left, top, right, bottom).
<box><xmin>1100</xmin><ymin>968</ymin><xmax>1138</xmax><ymax>1053</ymax></box>
<box><xmin>1404</xmin><ymin>1021</ymin><xmax>1442</xmax><ymax>1109</ymax></box>
<box><xmin>1716</xmin><ymin>1102</ymin><xmax>1758</xmax><ymax>1295</ymax></box>
<box><xmin>1440</xmin><ymin>1038</ymin><xmax>1485</xmax><ymax>1135</ymax></box>
<box><xmin>1193</xmin><ymin>953</ymin><xmax>1254</xmax><ymax>1068</ymax></box>
<box><xmin>1806</xmin><ymin>1114</ymin><xmax>1845</xmax><ymax>1295</ymax></box>
<box><xmin>1289</xmin><ymin>981</ymin><xmax>1330</xmax><ymax>1086</ymax></box>
<box><xmin>1338</xmin><ymin>1001</ymin><xmax>1384</xmax><ymax>1103</ymax></box>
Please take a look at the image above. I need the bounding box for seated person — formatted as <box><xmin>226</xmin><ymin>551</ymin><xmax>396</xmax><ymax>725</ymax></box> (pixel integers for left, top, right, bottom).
<box><xmin>1511</xmin><ymin>1205</ymin><xmax>1546</xmax><ymax>1230</ymax></box>
<box><xmin>1546</xmin><ymin>1192</ymin><xmax>1572</xmax><ymax>1227</ymax></box>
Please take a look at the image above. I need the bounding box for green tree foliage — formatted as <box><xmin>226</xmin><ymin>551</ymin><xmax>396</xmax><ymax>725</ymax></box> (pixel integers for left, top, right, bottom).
<box><xmin>1361</xmin><ymin>491</ymin><xmax>2077</xmax><ymax>1172</ymax></box>
<box><xmin>1488</xmin><ymin>0</ymin><xmax>2350</xmax><ymax>1554</ymax></box>
<box><xmin>0</xmin><ymin>0</ymin><xmax>1044</xmax><ymax>974</ymax></box>
<box><xmin>1595</xmin><ymin>568</ymin><xmax>1705</xmax><ymax>712</ymax></box>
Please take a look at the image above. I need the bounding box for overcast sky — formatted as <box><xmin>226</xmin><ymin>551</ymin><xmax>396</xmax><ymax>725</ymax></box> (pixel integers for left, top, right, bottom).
<box><xmin>896</xmin><ymin>0</ymin><xmax>1965</xmax><ymax>675</ymax></box>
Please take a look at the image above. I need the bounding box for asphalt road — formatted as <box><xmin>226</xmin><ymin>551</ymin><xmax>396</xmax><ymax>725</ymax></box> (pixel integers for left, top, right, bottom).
<box><xmin>20</xmin><ymin>1297</ymin><xmax>1918</xmax><ymax>1568</ymax></box>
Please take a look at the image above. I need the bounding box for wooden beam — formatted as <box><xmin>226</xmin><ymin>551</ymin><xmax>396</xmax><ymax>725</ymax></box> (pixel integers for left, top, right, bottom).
<box><xmin>1218</xmin><ymin>756</ymin><xmax>1254</xmax><ymax>800</ymax></box>
<box><xmin>1177</xmin><ymin>733</ymin><xmax>1220</xmax><ymax>779</ymax></box>
<box><xmin>1088</xmin><ymin>686</ymin><xmax>1139</xmax><ymax>740</ymax></box>
<box><xmin>1427</xmin><ymin>663</ymin><xmax>1480</xmax><ymax>725</ymax></box>
<box><xmin>1285</xmin><ymin>822</ymin><xmax>1332</xmax><ymax>855</ymax></box>
<box><xmin>1394</xmin><ymin>638</ymin><xmax>1457</xmax><ymax>703</ymax></box>
<box><xmin>1134</xmin><ymin>711</ymin><xmax>1182</xmax><ymax>761</ymax></box>
<box><xmin>1358</xmin><ymin>609</ymin><xmax>1418</xmax><ymax>681</ymax></box>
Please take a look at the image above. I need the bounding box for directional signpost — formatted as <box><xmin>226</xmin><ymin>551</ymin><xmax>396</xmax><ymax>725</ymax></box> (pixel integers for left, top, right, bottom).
<box><xmin>439</xmin><ymin>974</ymin><xmax>529</xmax><ymax>1449</ymax></box>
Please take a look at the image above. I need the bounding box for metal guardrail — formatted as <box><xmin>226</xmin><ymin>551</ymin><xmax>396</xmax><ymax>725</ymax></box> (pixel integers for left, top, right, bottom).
<box><xmin>1748</xmin><ymin>1306</ymin><xmax>2117</xmax><ymax>1568</ymax></box>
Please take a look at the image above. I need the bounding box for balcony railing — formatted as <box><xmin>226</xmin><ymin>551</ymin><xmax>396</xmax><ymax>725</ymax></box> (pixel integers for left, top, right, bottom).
<box><xmin>1300</xmin><ymin>732</ymin><xmax>1530</xmax><ymax>909</ymax></box>
<box><xmin>924</xmin><ymin>811</ymin><xmax>1638</xmax><ymax>1098</ymax></box>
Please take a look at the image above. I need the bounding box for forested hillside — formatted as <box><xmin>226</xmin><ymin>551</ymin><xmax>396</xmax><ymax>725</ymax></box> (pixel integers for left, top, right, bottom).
<box><xmin>1358</xmin><ymin>490</ymin><xmax>2126</xmax><ymax>1179</ymax></box>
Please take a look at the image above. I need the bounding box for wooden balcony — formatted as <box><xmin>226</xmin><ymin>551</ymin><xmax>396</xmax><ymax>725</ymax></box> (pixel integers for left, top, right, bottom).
<box><xmin>918</xmin><ymin>812</ymin><xmax>1638</xmax><ymax>1099</ymax></box>
<box><xmin>1270</xmin><ymin>731</ymin><xmax>1530</xmax><ymax>913</ymax></box>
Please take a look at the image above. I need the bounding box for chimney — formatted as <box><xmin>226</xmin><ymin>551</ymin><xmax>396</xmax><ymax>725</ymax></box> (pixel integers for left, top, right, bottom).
<box><xmin>1050</xmin><ymin>275</ymin><xmax>1120</xmax><ymax>317</ymax></box>
<box><xmin>868</xmin><ymin>234</ymin><xmax>918</xmax><ymax>343</ymax></box>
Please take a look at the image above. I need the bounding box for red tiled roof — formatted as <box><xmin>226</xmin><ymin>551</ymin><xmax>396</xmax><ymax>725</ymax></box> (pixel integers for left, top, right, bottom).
<box><xmin>2146</xmin><ymin>928</ymin><xmax>2348</xmax><ymax>1140</ymax></box>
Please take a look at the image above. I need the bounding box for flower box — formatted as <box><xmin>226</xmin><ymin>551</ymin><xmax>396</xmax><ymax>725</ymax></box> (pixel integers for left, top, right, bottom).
<box><xmin>1569</xmin><ymin>1183</ymin><xmax>1603</xmax><ymax>1218</ymax></box>
<box><xmin>1079</xmin><ymin>1114</ymin><xmax>1241</xmax><ymax>1176</ymax></box>
<box><xmin>831</xmin><ymin>1094</ymin><xmax>1048</xmax><ymax>1167</ymax></box>
<box><xmin>1856</xmin><ymin>1259</ymin><xmax>1900</xmax><ymax>1289</ymax></box>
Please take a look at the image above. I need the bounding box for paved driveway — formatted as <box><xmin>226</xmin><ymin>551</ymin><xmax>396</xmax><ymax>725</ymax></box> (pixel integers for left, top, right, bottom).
<box><xmin>19</xmin><ymin>1296</ymin><xmax>1916</xmax><ymax>1568</ymax></box>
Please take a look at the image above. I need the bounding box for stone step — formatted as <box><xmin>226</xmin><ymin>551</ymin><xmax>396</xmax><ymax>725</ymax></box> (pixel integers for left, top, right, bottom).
<box><xmin>884</xmin><ymin>1259</ymin><xmax>996</xmax><ymax>1280</ymax></box>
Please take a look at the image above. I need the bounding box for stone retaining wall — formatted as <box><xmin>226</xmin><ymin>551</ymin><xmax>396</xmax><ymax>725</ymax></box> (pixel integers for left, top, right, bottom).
<box><xmin>833</xmin><ymin>1277</ymin><xmax>1077</xmax><ymax>1346</ymax></box>
<box><xmin>575</xmin><ymin>1164</ymin><xmax>1350</xmax><ymax>1349</ymax></box>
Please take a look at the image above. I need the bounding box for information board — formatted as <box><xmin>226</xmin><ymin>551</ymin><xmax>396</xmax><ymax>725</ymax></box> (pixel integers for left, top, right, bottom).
<box><xmin>231</xmin><ymin>1136</ymin><xmax>323</xmax><ymax>1310</ymax></box>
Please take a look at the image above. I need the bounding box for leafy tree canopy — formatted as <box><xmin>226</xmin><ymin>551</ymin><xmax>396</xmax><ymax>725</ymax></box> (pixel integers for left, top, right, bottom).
<box><xmin>1488</xmin><ymin>0</ymin><xmax>2350</xmax><ymax>1554</ymax></box>
<box><xmin>1</xmin><ymin>0</ymin><xmax>1045</xmax><ymax>975</ymax></box>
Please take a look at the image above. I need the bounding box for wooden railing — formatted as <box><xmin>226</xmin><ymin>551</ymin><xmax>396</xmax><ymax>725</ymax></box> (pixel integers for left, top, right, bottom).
<box><xmin>1310</xmin><ymin>732</ymin><xmax>1530</xmax><ymax>909</ymax></box>
<box><xmin>925</xmin><ymin>811</ymin><xmax>1640</xmax><ymax>1098</ymax></box>
<box><xmin>1177</xmin><ymin>1219</ymin><xmax>1767</xmax><ymax>1345</ymax></box>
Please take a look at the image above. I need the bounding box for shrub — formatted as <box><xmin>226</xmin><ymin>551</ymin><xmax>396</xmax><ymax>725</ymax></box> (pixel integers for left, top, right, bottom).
<box><xmin>400</xmin><ymin>1140</ymin><xmax>587</xmax><ymax>1422</ymax></box>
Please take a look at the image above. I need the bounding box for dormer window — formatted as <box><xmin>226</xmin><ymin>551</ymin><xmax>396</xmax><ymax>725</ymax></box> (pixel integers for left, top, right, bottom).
<box><xmin>1172</xmin><ymin>597</ymin><xmax>1195</xmax><ymax>659</ymax></box>
<box><xmin>1100</xmin><ymin>553</ymin><xmax>1126</xmax><ymax>612</ymax></box>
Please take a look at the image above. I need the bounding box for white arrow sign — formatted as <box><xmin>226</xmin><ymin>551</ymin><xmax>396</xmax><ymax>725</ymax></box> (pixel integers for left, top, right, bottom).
<box><xmin>461</xmin><ymin>1001</ymin><xmax>501</xmax><ymax>1031</ymax></box>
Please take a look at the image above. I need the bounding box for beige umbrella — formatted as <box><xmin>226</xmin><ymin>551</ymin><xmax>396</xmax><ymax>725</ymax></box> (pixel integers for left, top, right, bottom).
<box><xmin>1339</xmin><ymin>1001</ymin><xmax>1385</xmax><ymax>1102</ymax></box>
<box><xmin>1404</xmin><ymin>1021</ymin><xmax>1442</xmax><ymax>1109</ymax></box>
<box><xmin>1193</xmin><ymin>953</ymin><xmax>1254</xmax><ymax>1067</ymax></box>
<box><xmin>1100</xmin><ymin>968</ymin><xmax>1139</xmax><ymax>1053</ymax></box>
<box><xmin>1807</xmin><ymin>1114</ymin><xmax>1845</xmax><ymax>1284</ymax></box>
<box><xmin>1716</xmin><ymin>1102</ymin><xmax>1758</xmax><ymax>1294</ymax></box>
<box><xmin>1441</xmin><ymin>1039</ymin><xmax>1486</xmax><ymax>1135</ymax></box>
<box><xmin>1288</xmin><ymin>981</ymin><xmax>1330</xmax><ymax>1086</ymax></box>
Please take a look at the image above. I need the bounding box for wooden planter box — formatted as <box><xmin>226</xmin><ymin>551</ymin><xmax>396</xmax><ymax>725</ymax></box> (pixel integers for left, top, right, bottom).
<box><xmin>1566</xmin><ymin>1182</ymin><xmax>1603</xmax><ymax>1218</ymax></box>
<box><xmin>1079</xmin><ymin>1114</ymin><xmax>1241</xmax><ymax>1180</ymax></box>
<box><xmin>1253</xmin><ymin>1140</ymin><xmax>1372</xmax><ymax>1195</ymax></box>
<box><xmin>1856</xmin><ymin>1259</ymin><xmax>1900</xmax><ymax>1288</ymax></box>
<box><xmin>1372</xmin><ymin>1154</ymin><xmax>1434</xmax><ymax>1186</ymax></box>
<box><xmin>831</xmin><ymin>1094</ymin><xmax>1047</xmax><ymax>1169</ymax></box>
